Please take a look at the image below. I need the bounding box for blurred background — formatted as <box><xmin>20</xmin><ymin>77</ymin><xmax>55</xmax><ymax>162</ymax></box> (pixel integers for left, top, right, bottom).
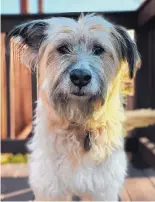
<box><xmin>1</xmin><ymin>0</ymin><xmax>155</xmax><ymax>201</ymax></box>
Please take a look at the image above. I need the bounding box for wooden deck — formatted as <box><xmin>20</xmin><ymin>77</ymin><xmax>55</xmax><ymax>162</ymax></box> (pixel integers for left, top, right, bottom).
<box><xmin>1</xmin><ymin>154</ymin><xmax>155</xmax><ymax>201</ymax></box>
<box><xmin>121</xmin><ymin>165</ymin><xmax>155</xmax><ymax>201</ymax></box>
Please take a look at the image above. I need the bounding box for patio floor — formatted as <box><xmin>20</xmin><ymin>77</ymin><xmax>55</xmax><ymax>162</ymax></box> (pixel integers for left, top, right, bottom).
<box><xmin>1</xmin><ymin>153</ymin><xmax>155</xmax><ymax>201</ymax></box>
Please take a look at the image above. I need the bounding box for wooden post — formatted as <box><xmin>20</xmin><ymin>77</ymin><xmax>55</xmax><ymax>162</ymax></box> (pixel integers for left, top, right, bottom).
<box><xmin>38</xmin><ymin>0</ymin><xmax>43</xmax><ymax>13</ymax></box>
<box><xmin>10</xmin><ymin>39</ymin><xmax>32</xmax><ymax>139</ymax></box>
<box><xmin>20</xmin><ymin>0</ymin><xmax>29</xmax><ymax>14</ymax></box>
<box><xmin>10</xmin><ymin>39</ymin><xmax>16</xmax><ymax>139</ymax></box>
<box><xmin>0</xmin><ymin>33</ymin><xmax>7</xmax><ymax>139</ymax></box>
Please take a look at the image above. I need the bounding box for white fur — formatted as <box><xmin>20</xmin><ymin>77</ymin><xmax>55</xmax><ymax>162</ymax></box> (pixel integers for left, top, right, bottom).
<box><xmin>28</xmin><ymin>100</ymin><xmax>127</xmax><ymax>201</ymax></box>
<box><xmin>23</xmin><ymin>15</ymin><xmax>132</xmax><ymax>201</ymax></box>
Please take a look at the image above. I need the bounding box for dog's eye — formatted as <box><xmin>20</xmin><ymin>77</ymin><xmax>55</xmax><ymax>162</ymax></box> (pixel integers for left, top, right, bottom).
<box><xmin>57</xmin><ymin>45</ymin><xmax>70</xmax><ymax>55</ymax></box>
<box><xmin>93</xmin><ymin>45</ymin><xmax>105</xmax><ymax>56</ymax></box>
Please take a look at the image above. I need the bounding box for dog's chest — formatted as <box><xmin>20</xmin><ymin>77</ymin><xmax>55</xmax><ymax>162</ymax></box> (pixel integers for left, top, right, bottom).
<box><xmin>56</xmin><ymin>128</ymin><xmax>92</xmax><ymax>152</ymax></box>
<box><xmin>49</xmin><ymin>130</ymin><xmax>94</xmax><ymax>172</ymax></box>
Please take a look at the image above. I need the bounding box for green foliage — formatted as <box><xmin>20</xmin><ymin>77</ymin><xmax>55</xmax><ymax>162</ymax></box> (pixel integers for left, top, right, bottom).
<box><xmin>1</xmin><ymin>153</ymin><xmax>28</xmax><ymax>164</ymax></box>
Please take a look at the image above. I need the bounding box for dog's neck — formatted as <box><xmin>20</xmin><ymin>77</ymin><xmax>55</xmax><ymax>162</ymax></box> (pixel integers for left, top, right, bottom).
<box><xmin>38</xmin><ymin>86</ymin><xmax>123</xmax><ymax>161</ymax></box>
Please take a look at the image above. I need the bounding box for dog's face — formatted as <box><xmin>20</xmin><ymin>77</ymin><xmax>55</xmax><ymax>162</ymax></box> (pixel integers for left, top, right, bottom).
<box><xmin>9</xmin><ymin>14</ymin><xmax>140</xmax><ymax>123</ymax></box>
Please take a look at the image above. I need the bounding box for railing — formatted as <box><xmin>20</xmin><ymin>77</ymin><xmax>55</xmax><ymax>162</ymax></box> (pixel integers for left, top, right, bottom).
<box><xmin>1</xmin><ymin>32</ymin><xmax>37</xmax><ymax>152</ymax></box>
<box><xmin>1</xmin><ymin>11</ymin><xmax>137</xmax><ymax>153</ymax></box>
<box><xmin>1</xmin><ymin>34</ymin><xmax>33</xmax><ymax>139</ymax></box>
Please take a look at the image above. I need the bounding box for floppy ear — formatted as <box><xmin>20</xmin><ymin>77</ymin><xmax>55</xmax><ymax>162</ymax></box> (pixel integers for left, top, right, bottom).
<box><xmin>112</xmin><ymin>25</ymin><xmax>141</xmax><ymax>78</ymax></box>
<box><xmin>8</xmin><ymin>20</ymin><xmax>48</xmax><ymax>52</ymax></box>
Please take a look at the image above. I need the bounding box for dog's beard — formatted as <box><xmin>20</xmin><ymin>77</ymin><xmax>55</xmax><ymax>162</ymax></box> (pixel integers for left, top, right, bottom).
<box><xmin>47</xmin><ymin>64</ymin><xmax>106</xmax><ymax>125</ymax></box>
<box><xmin>51</xmin><ymin>90</ymin><xmax>103</xmax><ymax>125</ymax></box>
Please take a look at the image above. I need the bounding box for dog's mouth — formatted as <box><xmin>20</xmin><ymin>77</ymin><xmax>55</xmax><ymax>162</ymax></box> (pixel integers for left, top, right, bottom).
<box><xmin>70</xmin><ymin>89</ymin><xmax>102</xmax><ymax>99</ymax></box>
<box><xmin>71</xmin><ymin>92</ymin><xmax>85</xmax><ymax>97</ymax></box>
<box><xmin>70</xmin><ymin>86</ymin><xmax>93</xmax><ymax>97</ymax></box>
<box><xmin>70</xmin><ymin>89</ymin><xmax>92</xmax><ymax>97</ymax></box>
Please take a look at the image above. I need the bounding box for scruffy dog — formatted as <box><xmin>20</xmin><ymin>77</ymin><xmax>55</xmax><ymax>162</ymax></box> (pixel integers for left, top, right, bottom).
<box><xmin>9</xmin><ymin>14</ymin><xmax>141</xmax><ymax>201</ymax></box>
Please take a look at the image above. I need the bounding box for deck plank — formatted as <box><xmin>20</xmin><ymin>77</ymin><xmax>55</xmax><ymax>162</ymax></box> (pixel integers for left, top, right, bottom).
<box><xmin>124</xmin><ymin>163</ymin><xmax>155</xmax><ymax>201</ymax></box>
<box><xmin>143</xmin><ymin>168</ymin><xmax>155</xmax><ymax>188</ymax></box>
<box><xmin>120</xmin><ymin>186</ymin><xmax>131</xmax><ymax>201</ymax></box>
<box><xmin>1</xmin><ymin>164</ymin><xmax>28</xmax><ymax>177</ymax></box>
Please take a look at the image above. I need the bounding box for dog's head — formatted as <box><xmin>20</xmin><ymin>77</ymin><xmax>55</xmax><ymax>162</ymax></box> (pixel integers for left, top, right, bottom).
<box><xmin>9</xmin><ymin>14</ymin><xmax>140</xmax><ymax>123</ymax></box>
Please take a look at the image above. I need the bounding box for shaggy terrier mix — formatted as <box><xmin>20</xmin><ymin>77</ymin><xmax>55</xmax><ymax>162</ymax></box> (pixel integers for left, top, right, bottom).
<box><xmin>9</xmin><ymin>14</ymin><xmax>141</xmax><ymax>201</ymax></box>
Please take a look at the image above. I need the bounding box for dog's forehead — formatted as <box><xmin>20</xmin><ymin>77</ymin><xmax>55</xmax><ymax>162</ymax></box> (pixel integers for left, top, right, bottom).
<box><xmin>78</xmin><ymin>15</ymin><xmax>112</xmax><ymax>31</ymax></box>
<box><xmin>46</xmin><ymin>15</ymin><xmax>112</xmax><ymax>42</ymax></box>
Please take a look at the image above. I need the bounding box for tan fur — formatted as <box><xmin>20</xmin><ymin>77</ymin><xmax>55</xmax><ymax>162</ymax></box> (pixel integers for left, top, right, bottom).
<box><xmin>39</xmin><ymin>60</ymin><xmax>155</xmax><ymax>163</ymax></box>
<box><xmin>37</xmin><ymin>61</ymin><xmax>126</xmax><ymax>163</ymax></box>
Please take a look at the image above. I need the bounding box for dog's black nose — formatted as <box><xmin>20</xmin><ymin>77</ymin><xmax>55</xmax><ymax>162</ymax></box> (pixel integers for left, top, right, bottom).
<box><xmin>70</xmin><ymin>69</ymin><xmax>92</xmax><ymax>87</ymax></box>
